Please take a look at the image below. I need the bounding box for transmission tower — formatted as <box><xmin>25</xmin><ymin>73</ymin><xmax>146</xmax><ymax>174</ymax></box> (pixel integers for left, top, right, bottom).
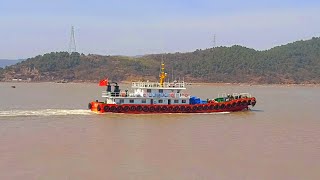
<box><xmin>68</xmin><ymin>26</ymin><xmax>77</xmax><ymax>53</ymax></box>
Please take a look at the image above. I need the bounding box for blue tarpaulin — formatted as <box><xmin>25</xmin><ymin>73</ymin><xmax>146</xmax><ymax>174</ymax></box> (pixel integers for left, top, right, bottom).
<box><xmin>190</xmin><ymin>96</ymin><xmax>206</xmax><ymax>104</ymax></box>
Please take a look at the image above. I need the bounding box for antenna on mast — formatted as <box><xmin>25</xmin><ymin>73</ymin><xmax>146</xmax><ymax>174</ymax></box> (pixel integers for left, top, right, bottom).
<box><xmin>160</xmin><ymin>55</ymin><xmax>163</xmax><ymax>74</ymax></box>
<box><xmin>213</xmin><ymin>34</ymin><xmax>216</xmax><ymax>47</ymax></box>
<box><xmin>172</xmin><ymin>66</ymin><xmax>174</xmax><ymax>82</ymax></box>
<box><xmin>68</xmin><ymin>26</ymin><xmax>77</xmax><ymax>54</ymax></box>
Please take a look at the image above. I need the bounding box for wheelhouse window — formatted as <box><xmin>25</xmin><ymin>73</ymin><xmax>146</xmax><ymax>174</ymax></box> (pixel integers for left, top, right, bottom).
<box><xmin>182</xmin><ymin>100</ymin><xmax>186</xmax><ymax>103</ymax></box>
<box><xmin>158</xmin><ymin>100</ymin><xmax>163</xmax><ymax>103</ymax></box>
<box><xmin>129</xmin><ymin>99</ymin><xmax>134</xmax><ymax>103</ymax></box>
<box><xmin>147</xmin><ymin>89</ymin><xmax>151</xmax><ymax>93</ymax></box>
<box><xmin>142</xmin><ymin>99</ymin><xmax>146</xmax><ymax>103</ymax></box>
<box><xmin>174</xmin><ymin>100</ymin><xmax>179</xmax><ymax>103</ymax></box>
<box><xmin>120</xmin><ymin>99</ymin><xmax>124</xmax><ymax>104</ymax></box>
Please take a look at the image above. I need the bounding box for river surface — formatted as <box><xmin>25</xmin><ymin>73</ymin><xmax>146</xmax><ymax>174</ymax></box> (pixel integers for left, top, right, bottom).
<box><xmin>0</xmin><ymin>82</ymin><xmax>319</xmax><ymax>180</ymax></box>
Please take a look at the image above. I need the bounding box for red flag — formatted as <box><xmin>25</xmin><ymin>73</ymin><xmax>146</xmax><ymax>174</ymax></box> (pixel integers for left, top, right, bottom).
<box><xmin>99</xmin><ymin>79</ymin><xmax>108</xmax><ymax>86</ymax></box>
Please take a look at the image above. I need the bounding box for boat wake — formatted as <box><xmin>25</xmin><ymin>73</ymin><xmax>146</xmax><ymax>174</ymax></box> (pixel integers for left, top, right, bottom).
<box><xmin>0</xmin><ymin>109</ymin><xmax>92</xmax><ymax>117</ymax></box>
<box><xmin>198</xmin><ymin>112</ymin><xmax>231</xmax><ymax>115</ymax></box>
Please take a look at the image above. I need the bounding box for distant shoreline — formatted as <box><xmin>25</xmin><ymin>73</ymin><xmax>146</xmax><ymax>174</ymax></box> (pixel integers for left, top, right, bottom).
<box><xmin>1</xmin><ymin>81</ymin><xmax>319</xmax><ymax>87</ymax></box>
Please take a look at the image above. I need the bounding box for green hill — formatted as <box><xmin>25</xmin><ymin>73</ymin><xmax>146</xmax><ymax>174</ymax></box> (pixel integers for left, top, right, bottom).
<box><xmin>2</xmin><ymin>37</ymin><xmax>320</xmax><ymax>84</ymax></box>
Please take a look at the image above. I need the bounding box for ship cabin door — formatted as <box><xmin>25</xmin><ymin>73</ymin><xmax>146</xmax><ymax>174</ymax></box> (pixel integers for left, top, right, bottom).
<box><xmin>168</xmin><ymin>99</ymin><xmax>171</xmax><ymax>105</ymax></box>
<box><xmin>151</xmin><ymin>99</ymin><xmax>154</xmax><ymax>105</ymax></box>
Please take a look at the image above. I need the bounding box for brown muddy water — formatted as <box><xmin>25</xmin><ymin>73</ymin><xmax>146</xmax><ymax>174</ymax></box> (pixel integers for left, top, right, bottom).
<box><xmin>0</xmin><ymin>82</ymin><xmax>319</xmax><ymax>180</ymax></box>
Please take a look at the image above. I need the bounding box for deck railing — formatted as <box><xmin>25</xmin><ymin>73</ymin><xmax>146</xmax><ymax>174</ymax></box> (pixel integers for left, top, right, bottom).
<box><xmin>131</xmin><ymin>81</ymin><xmax>186</xmax><ymax>89</ymax></box>
<box><xmin>218</xmin><ymin>93</ymin><xmax>251</xmax><ymax>99</ymax></box>
<box><xmin>102</xmin><ymin>91</ymin><xmax>190</xmax><ymax>98</ymax></box>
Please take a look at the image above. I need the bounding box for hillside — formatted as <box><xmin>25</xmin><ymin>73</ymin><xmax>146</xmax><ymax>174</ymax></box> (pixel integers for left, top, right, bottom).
<box><xmin>1</xmin><ymin>37</ymin><xmax>320</xmax><ymax>84</ymax></box>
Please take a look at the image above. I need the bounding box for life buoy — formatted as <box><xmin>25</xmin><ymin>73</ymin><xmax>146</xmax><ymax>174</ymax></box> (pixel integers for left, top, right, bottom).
<box><xmin>184</xmin><ymin>93</ymin><xmax>189</xmax><ymax>97</ymax></box>
<box><xmin>97</xmin><ymin>105</ymin><xmax>101</xmax><ymax>111</ymax></box>
<box><xmin>170</xmin><ymin>93</ymin><xmax>175</xmax><ymax>98</ymax></box>
<box><xmin>149</xmin><ymin>106</ymin><xmax>155</xmax><ymax>112</ymax></box>
<box><xmin>155</xmin><ymin>106</ymin><xmax>160</xmax><ymax>112</ymax></box>
<box><xmin>143</xmin><ymin>93</ymin><xmax>147</xmax><ymax>97</ymax></box>
<box><xmin>123</xmin><ymin>106</ymin><xmax>129</xmax><ymax>112</ymax></box>
<box><xmin>130</xmin><ymin>106</ymin><xmax>136</xmax><ymax>111</ymax></box>
<box><xmin>104</xmin><ymin>106</ymin><xmax>110</xmax><ymax>112</ymax></box>
<box><xmin>173</xmin><ymin>106</ymin><xmax>179</xmax><ymax>112</ymax></box>
<box><xmin>88</xmin><ymin>103</ymin><xmax>92</xmax><ymax>109</ymax></box>
<box><xmin>192</xmin><ymin>106</ymin><xmax>197</xmax><ymax>111</ymax></box>
<box><xmin>226</xmin><ymin>103</ymin><xmax>231</xmax><ymax>108</ymax></box>
<box><xmin>161</xmin><ymin>106</ymin><xmax>168</xmax><ymax>111</ymax></box>
<box><xmin>143</xmin><ymin>106</ymin><xmax>149</xmax><ymax>112</ymax></box>
<box><xmin>137</xmin><ymin>106</ymin><xmax>143</xmax><ymax>111</ymax></box>
<box><xmin>186</xmin><ymin>106</ymin><xmax>191</xmax><ymax>112</ymax></box>
<box><xmin>118</xmin><ymin>106</ymin><xmax>123</xmax><ymax>112</ymax></box>
<box><xmin>110</xmin><ymin>106</ymin><xmax>116</xmax><ymax>112</ymax></box>
<box><xmin>114</xmin><ymin>106</ymin><xmax>119</xmax><ymax>112</ymax></box>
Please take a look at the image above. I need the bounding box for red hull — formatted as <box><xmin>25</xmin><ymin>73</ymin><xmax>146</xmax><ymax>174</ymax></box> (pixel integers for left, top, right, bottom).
<box><xmin>89</xmin><ymin>98</ymin><xmax>256</xmax><ymax>114</ymax></box>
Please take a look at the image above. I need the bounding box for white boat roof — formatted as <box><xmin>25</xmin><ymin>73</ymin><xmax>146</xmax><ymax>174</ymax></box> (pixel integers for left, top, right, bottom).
<box><xmin>131</xmin><ymin>81</ymin><xmax>186</xmax><ymax>90</ymax></box>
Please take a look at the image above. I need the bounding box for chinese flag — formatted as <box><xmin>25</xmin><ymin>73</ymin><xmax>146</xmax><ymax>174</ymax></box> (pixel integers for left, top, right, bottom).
<box><xmin>99</xmin><ymin>79</ymin><xmax>108</xmax><ymax>86</ymax></box>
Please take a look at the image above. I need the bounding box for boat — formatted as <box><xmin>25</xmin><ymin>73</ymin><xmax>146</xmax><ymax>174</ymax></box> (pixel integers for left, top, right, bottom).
<box><xmin>88</xmin><ymin>63</ymin><xmax>256</xmax><ymax>114</ymax></box>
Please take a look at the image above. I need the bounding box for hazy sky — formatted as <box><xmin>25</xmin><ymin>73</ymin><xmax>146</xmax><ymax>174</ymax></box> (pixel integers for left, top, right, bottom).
<box><xmin>1</xmin><ymin>0</ymin><xmax>320</xmax><ymax>59</ymax></box>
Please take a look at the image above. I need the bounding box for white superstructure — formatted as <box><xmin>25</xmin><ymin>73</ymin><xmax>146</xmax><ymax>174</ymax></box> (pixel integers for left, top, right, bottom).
<box><xmin>102</xmin><ymin>81</ymin><xmax>190</xmax><ymax>105</ymax></box>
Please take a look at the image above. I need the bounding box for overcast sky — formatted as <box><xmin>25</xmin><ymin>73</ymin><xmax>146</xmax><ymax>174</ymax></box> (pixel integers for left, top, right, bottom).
<box><xmin>1</xmin><ymin>0</ymin><xmax>320</xmax><ymax>59</ymax></box>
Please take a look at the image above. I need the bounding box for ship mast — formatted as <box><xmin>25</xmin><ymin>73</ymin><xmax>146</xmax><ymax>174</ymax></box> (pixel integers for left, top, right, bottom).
<box><xmin>159</xmin><ymin>61</ymin><xmax>167</xmax><ymax>87</ymax></box>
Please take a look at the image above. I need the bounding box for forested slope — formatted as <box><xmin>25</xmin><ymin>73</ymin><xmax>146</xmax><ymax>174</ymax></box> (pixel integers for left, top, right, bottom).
<box><xmin>2</xmin><ymin>37</ymin><xmax>320</xmax><ymax>84</ymax></box>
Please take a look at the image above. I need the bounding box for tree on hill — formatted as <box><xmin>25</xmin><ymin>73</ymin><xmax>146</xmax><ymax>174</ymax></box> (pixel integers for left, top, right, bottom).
<box><xmin>0</xmin><ymin>68</ymin><xmax>4</xmax><ymax>79</ymax></box>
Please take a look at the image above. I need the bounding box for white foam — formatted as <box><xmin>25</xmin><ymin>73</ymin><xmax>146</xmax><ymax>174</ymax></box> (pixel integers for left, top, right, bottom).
<box><xmin>0</xmin><ymin>109</ymin><xmax>92</xmax><ymax>117</ymax></box>
<box><xmin>0</xmin><ymin>109</ymin><xmax>231</xmax><ymax>117</ymax></box>
<box><xmin>198</xmin><ymin>112</ymin><xmax>231</xmax><ymax>115</ymax></box>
